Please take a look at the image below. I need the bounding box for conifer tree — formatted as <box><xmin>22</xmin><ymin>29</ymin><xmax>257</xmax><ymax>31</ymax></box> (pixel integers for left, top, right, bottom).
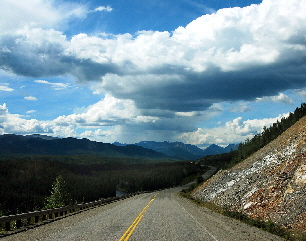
<box><xmin>45</xmin><ymin>175</ymin><xmax>72</xmax><ymax>209</ymax></box>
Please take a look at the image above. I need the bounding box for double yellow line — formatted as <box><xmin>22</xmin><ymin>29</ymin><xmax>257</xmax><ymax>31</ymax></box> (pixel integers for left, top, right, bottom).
<box><xmin>119</xmin><ymin>194</ymin><xmax>158</xmax><ymax>241</ymax></box>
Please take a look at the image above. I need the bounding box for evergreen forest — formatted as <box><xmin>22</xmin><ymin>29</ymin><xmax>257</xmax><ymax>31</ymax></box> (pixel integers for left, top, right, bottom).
<box><xmin>0</xmin><ymin>156</ymin><xmax>202</xmax><ymax>216</ymax></box>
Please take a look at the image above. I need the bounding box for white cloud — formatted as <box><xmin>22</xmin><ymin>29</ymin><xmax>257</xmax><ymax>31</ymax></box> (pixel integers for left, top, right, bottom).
<box><xmin>0</xmin><ymin>103</ymin><xmax>52</xmax><ymax>134</ymax></box>
<box><xmin>0</xmin><ymin>0</ymin><xmax>87</xmax><ymax>34</ymax></box>
<box><xmin>292</xmin><ymin>89</ymin><xmax>306</xmax><ymax>101</ymax></box>
<box><xmin>185</xmin><ymin>1</ymin><xmax>216</xmax><ymax>15</ymax></box>
<box><xmin>90</xmin><ymin>6</ymin><xmax>113</xmax><ymax>13</ymax></box>
<box><xmin>256</xmin><ymin>93</ymin><xmax>294</xmax><ymax>105</ymax></box>
<box><xmin>24</xmin><ymin>96</ymin><xmax>38</xmax><ymax>101</ymax></box>
<box><xmin>175</xmin><ymin>111</ymin><xmax>200</xmax><ymax>117</ymax></box>
<box><xmin>34</xmin><ymin>80</ymin><xmax>71</xmax><ymax>90</ymax></box>
<box><xmin>59</xmin><ymin>0</ymin><xmax>306</xmax><ymax>115</ymax></box>
<box><xmin>1</xmin><ymin>0</ymin><xmax>306</xmax><ymax>145</ymax></box>
<box><xmin>180</xmin><ymin>114</ymin><xmax>290</xmax><ymax>145</ymax></box>
<box><xmin>0</xmin><ymin>85</ymin><xmax>14</xmax><ymax>92</ymax></box>
<box><xmin>230</xmin><ymin>103</ymin><xmax>251</xmax><ymax>113</ymax></box>
<box><xmin>80</xmin><ymin>128</ymin><xmax>116</xmax><ymax>142</ymax></box>
<box><xmin>26</xmin><ymin>110</ymin><xmax>36</xmax><ymax>114</ymax></box>
<box><xmin>0</xmin><ymin>99</ymin><xmax>294</xmax><ymax>145</ymax></box>
<box><xmin>2</xmin><ymin>1</ymin><xmax>306</xmax><ymax>110</ymax></box>
<box><xmin>0</xmin><ymin>103</ymin><xmax>78</xmax><ymax>137</ymax></box>
<box><xmin>53</xmin><ymin>94</ymin><xmax>156</xmax><ymax>127</ymax></box>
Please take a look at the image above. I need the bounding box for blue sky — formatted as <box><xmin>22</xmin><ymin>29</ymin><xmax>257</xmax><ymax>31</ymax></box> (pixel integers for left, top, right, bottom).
<box><xmin>1</xmin><ymin>0</ymin><xmax>306</xmax><ymax>148</ymax></box>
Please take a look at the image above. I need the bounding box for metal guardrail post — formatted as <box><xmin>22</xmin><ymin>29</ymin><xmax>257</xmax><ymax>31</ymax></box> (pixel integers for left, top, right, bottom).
<box><xmin>5</xmin><ymin>221</ymin><xmax>10</xmax><ymax>231</ymax></box>
<box><xmin>16</xmin><ymin>219</ymin><xmax>22</xmax><ymax>229</ymax></box>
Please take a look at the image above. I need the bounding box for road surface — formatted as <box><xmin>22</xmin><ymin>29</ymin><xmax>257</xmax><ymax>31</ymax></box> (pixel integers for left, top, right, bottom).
<box><xmin>2</xmin><ymin>186</ymin><xmax>283</xmax><ymax>241</ymax></box>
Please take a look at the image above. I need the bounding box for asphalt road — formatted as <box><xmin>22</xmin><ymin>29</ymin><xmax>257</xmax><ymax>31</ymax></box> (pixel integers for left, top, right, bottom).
<box><xmin>2</xmin><ymin>185</ymin><xmax>283</xmax><ymax>241</ymax></box>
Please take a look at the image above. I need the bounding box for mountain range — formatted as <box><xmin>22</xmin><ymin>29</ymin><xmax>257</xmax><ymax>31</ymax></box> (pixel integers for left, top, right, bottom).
<box><xmin>0</xmin><ymin>134</ymin><xmax>167</xmax><ymax>160</ymax></box>
<box><xmin>114</xmin><ymin>141</ymin><xmax>237</xmax><ymax>160</ymax></box>
<box><xmin>0</xmin><ymin>134</ymin><xmax>236</xmax><ymax>161</ymax></box>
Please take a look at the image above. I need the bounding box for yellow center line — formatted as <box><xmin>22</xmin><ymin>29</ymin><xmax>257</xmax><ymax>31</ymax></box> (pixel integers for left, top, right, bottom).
<box><xmin>119</xmin><ymin>194</ymin><xmax>158</xmax><ymax>241</ymax></box>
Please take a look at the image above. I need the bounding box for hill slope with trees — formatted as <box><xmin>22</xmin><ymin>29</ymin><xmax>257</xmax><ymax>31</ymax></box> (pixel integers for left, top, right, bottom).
<box><xmin>192</xmin><ymin>104</ymin><xmax>306</xmax><ymax>236</ymax></box>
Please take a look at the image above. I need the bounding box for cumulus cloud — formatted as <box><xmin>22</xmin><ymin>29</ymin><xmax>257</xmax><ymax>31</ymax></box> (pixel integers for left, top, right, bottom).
<box><xmin>0</xmin><ymin>100</ymin><xmax>292</xmax><ymax>145</ymax></box>
<box><xmin>0</xmin><ymin>103</ymin><xmax>78</xmax><ymax>137</ymax></box>
<box><xmin>1</xmin><ymin>0</ymin><xmax>306</xmax><ymax>144</ymax></box>
<box><xmin>180</xmin><ymin>114</ymin><xmax>290</xmax><ymax>146</ymax></box>
<box><xmin>1</xmin><ymin>0</ymin><xmax>306</xmax><ymax>116</ymax></box>
<box><xmin>54</xmin><ymin>94</ymin><xmax>140</xmax><ymax>127</ymax></box>
<box><xmin>0</xmin><ymin>103</ymin><xmax>52</xmax><ymax>135</ymax></box>
<box><xmin>64</xmin><ymin>0</ymin><xmax>306</xmax><ymax>115</ymax></box>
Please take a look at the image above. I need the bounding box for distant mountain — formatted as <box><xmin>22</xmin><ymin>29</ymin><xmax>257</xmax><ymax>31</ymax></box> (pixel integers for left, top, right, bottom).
<box><xmin>0</xmin><ymin>134</ymin><xmax>169</xmax><ymax>160</ymax></box>
<box><xmin>201</xmin><ymin>144</ymin><xmax>238</xmax><ymax>156</ymax></box>
<box><xmin>114</xmin><ymin>141</ymin><xmax>238</xmax><ymax>160</ymax></box>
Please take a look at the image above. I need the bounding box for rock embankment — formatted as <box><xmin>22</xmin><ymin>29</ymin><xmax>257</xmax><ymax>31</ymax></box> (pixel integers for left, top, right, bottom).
<box><xmin>192</xmin><ymin>116</ymin><xmax>306</xmax><ymax>233</ymax></box>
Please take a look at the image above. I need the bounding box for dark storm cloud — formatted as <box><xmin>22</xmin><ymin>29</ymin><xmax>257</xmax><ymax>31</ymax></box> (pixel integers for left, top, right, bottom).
<box><xmin>102</xmin><ymin>58</ymin><xmax>306</xmax><ymax>115</ymax></box>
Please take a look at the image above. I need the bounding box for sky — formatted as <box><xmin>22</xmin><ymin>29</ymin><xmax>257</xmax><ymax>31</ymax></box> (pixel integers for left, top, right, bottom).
<box><xmin>1</xmin><ymin>0</ymin><xmax>306</xmax><ymax>148</ymax></box>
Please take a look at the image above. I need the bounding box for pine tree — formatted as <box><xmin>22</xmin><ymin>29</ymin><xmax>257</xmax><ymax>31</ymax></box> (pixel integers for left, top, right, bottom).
<box><xmin>45</xmin><ymin>175</ymin><xmax>72</xmax><ymax>209</ymax></box>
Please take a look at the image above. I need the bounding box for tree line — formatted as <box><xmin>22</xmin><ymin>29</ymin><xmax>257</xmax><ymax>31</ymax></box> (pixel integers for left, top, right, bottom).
<box><xmin>228</xmin><ymin>103</ymin><xmax>306</xmax><ymax>167</ymax></box>
<box><xmin>198</xmin><ymin>103</ymin><xmax>306</xmax><ymax>169</ymax></box>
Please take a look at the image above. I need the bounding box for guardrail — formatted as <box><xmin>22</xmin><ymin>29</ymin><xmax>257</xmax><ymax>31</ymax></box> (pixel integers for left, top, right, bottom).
<box><xmin>0</xmin><ymin>194</ymin><xmax>136</xmax><ymax>232</ymax></box>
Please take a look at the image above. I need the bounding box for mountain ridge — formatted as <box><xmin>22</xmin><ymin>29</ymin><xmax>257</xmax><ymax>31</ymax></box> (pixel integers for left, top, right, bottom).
<box><xmin>0</xmin><ymin>134</ymin><xmax>169</xmax><ymax>160</ymax></box>
<box><xmin>0</xmin><ymin>134</ymin><xmax>236</xmax><ymax>161</ymax></box>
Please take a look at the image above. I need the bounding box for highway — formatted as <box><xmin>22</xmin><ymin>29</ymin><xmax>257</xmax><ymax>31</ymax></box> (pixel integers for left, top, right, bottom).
<box><xmin>2</xmin><ymin>185</ymin><xmax>283</xmax><ymax>241</ymax></box>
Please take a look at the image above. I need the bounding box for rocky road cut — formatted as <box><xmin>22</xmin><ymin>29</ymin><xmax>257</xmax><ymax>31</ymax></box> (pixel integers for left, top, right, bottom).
<box><xmin>2</xmin><ymin>186</ymin><xmax>283</xmax><ymax>241</ymax></box>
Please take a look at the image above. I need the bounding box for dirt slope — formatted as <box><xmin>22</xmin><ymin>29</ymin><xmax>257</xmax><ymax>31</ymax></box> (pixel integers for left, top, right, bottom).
<box><xmin>192</xmin><ymin>116</ymin><xmax>306</xmax><ymax>233</ymax></box>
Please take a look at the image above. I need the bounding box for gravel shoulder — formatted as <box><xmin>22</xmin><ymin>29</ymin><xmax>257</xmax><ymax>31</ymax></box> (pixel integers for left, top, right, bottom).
<box><xmin>171</xmin><ymin>189</ymin><xmax>284</xmax><ymax>241</ymax></box>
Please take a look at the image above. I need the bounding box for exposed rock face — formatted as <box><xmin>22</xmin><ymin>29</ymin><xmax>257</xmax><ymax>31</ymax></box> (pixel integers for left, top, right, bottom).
<box><xmin>192</xmin><ymin>116</ymin><xmax>306</xmax><ymax>232</ymax></box>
